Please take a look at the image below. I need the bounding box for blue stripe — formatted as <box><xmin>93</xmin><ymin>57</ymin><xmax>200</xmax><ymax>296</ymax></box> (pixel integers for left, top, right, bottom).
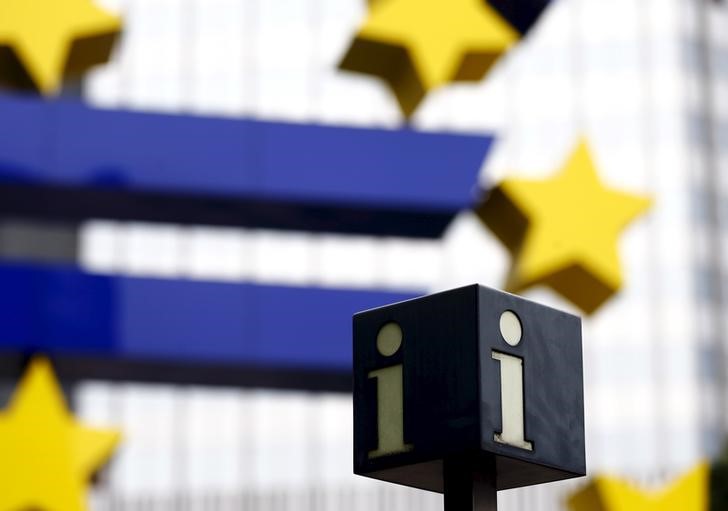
<box><xmin>0</xmin><ymin>261</ymin><xmax>417</xmax><ymax>372</ymax></box>
<box><xmin>0</xmin><ymin>94</ymin><xmax>492</xmax><ymax>213</ymax></box>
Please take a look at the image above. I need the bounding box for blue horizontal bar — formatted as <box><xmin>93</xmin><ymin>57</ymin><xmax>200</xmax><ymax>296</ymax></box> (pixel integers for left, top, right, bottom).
<box><xmin>0</xmin><ymin>261</ymin><xmax>417</xmax><ymax>374</ymax></box>
<box><xmin>0</xmin><ymin>94</ymin><xmax>491</xmax><ymax>213</ymax></box>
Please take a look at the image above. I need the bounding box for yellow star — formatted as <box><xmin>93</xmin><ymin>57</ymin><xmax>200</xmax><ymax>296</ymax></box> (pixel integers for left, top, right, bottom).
<box><xmin>568</xmin><ymin>463</ymin><xmax>709</xmax><ymax>511</ymax></box>
<box><xmin>477</xmin><ymin>139</ymin><xmax>651</xmax><ymax>314</ymax></box>
<box><xmin>0</xmin><ymin>357</ymin><xmax>121</xmax><ymax>511</ymax></box>
<box><xmin>0</xmin><ymin>0</ymin><xmax>121</xmax><ymax>95</ymax></box>
<box><xmin>339</xmin><ymin>0</ymin><xmax>518</xmax><ymax>117</ymax></box>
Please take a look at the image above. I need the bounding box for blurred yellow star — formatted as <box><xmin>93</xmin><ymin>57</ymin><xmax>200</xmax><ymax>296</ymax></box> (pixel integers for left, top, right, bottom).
<box><xmin>0</xmin><ymin>0</ymin><xmax>121</xmax><ymax>94</ymax></box>
<box><xmin>478</xmin><ymin>139</ymin><xmax>651</xmax><ymax>314</ymax></box>
<box><xmin>339</xmin><ymin>0</ymin><xmax>518</xmax><ymax>117</ymax></box>
<box><xmin>568</xmin><ymin>463</ymin><xmax>709</xmax><ymax>511</ymax></box>
<box><xmin>0</xmin><ymin>357</ymin><xmax>121</xmax><ymax>511</ymax></box>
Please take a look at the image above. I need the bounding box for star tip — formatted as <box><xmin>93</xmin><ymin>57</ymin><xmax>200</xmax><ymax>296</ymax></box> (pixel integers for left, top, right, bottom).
<box><xmin>576</xmin><ymin>140</ymin><xmax>595</xmax><ymax>160</ymax></box>
<box><xmin>28</xmin><ymin>354</ymin><xmax>53</xmax><ymax>369</ymax></box>
<box><xmin>630</xmin><ymin>194</ymin><xmax>653</xmax><ymax>217</ymax></box>
<box><xmin>503</xmin><ymin>273</ymin><xmax>526</xmax><ymax>296</ymax></box>
<box><xmin>392</xmin><ymin>92</ymin><xmax>423</xmax><ymax>120</ymax></box>
<box><xmin>36</xmin><ymin>82</ymin><xmax>61</xmax><ymax>97</ymax></box>
<box><xmin>107</xmin><ymin>15</ymin><xmax>124</xmax><ymax>33</ymax></box>
<box><xmin>692</xmin><ymin>460</ymin><xmax>710</xmax><ymax>474</ymax></box>
<box><xmin>23</xmin><ymin>356</ymin><xmax>61</xmax><ymax>387</ymax></box>
<box><xmin>90</xmin><ymin>0</ymin><xmax>124</xmax><ymax>25</ymax></box>
<box><xmin>578</xmin><ymin>302</ymin><xmax>605</xmax><ymax>317</ymax></box>
<box><xmin>505</xmin><ymin>27</ymin><xmax>520</xmax><ymax>45</ymax></box>
<box><xmin>101</xmin><ymin>429</ymin><xmax>124</xmax><ymax>462</ymax></box>
<box><xmin>570</xmin><ymin>137</ymin><xmax>590</xmax><ymax>151</ymax></box>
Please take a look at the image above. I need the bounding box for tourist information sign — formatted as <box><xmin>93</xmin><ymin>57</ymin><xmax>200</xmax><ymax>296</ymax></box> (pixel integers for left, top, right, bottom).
<box><xmin>353</xmin><ymin>285</ymin><xmax>585</xmax><ymax>510</ymax></box>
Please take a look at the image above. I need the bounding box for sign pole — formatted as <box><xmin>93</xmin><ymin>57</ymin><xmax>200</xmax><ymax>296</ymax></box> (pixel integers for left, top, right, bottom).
<box><xmin>443</xmin><ymin>457</ymin><xmax>497</xmax><ymax>511</ymax></box>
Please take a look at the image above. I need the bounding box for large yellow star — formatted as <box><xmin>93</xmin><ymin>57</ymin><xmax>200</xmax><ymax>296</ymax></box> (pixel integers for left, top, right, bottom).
<box><xmin>568</xmin><ymin>464</ymin><xmax>709</xmax><ymax>511</ymax></box>
<box><xmin>0</xmin><ymin>0</ymin><xmax>121</xmax><ymax>95</ymax></box>
<box><xmin>477</xmin><ymin>139</ymin><xmax>651</xmax><ymax>314</ymax></box>
<box><xmin>339</xmin><ymin>0</ymin><xmax>518</xmax><ymax>117</ymax></box>
<box><xmin>0</xmin><ymin>357</ymin><xmax>121</xmax><ymax>511</ymax></box>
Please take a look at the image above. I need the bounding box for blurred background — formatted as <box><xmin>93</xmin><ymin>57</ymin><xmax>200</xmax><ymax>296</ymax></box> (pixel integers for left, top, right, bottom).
<box><xmin>1</xmin><ymin>0</ymin><xmax>728</xmax><ymax>509</ymax></box>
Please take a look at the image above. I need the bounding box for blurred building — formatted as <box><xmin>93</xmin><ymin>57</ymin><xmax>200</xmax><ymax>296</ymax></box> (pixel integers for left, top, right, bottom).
<box><xmin>31</xmin><ymin>0</ymin><xmax>728</xmax><ymax>508</ymax></box>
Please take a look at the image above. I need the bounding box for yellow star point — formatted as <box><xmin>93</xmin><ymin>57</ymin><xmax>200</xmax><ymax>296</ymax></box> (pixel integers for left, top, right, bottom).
<box><xmin>0</xmin><ymin>0</ymin><xmax>121</xmax><ymax>95</ymax></box>
<box><xmin>339</xmin><ymin>0</ymin><xmax>518</xmax><ymax>117</ymax></box>
<box><xmin>568</xmin><ymin>463</ymin><xmax>710</xmax><ymax>511</ymax></box>
<box><xmin>477</xmin><ymin>139</ymin><xmax>652</xmax><ymax>314</ymax></box>
<box><xmin>0</xmin><ymin>357</ymin><xmax>121</xmax><ymax>511</ymax></box>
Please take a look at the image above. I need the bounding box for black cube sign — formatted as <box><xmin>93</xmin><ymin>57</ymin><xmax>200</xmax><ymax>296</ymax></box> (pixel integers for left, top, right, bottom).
<box><xmin>353</xmin><ymin>285</ymin><xmax>585</xmax><ymax>492</ymax></box>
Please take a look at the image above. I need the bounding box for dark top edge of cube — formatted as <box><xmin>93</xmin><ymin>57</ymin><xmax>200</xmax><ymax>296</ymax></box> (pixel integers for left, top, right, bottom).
<box><xmin>353</xmin><ymin>283</ymin><xmax>582</xmax><ymax>324</ymax></box>
<box><xmin>352</xmin><ymin>284</ymin><xmax>481</xmax><ymax>317</ymax></box>
<box><xmin>476</xmin><ymin>284</ymin><xmax>582</xmax><ymax>323</ymax></box>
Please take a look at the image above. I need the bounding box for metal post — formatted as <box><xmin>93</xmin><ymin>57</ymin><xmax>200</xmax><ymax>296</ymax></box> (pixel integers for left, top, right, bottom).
<box><xmin>443</xmin><ymin>456</ymin><xmax>497</xmax><ymax>511</ymax></box>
